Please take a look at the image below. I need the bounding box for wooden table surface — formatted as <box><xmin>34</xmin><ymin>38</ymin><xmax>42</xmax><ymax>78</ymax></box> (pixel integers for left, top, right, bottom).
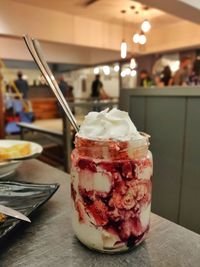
<box><xmin>0</xmin><ymin>160</ymin><xmax>200</xmax><ymax>267</ymax></box>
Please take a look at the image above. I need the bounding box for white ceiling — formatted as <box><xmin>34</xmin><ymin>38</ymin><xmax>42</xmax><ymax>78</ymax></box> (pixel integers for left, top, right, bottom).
<box><xmin>138</xmin><ymin>0</ymin><xmax>200</xmax><ymax>24</ymax></box>
<box><xmin>13</xmin><ymin>0</ymin><xmax>180</xmax><ymax>27</ymax></box>
<box><xmin>179</xmin><ymin>0</ymin><xmax>200</xmax><ymax>10</ymax></box>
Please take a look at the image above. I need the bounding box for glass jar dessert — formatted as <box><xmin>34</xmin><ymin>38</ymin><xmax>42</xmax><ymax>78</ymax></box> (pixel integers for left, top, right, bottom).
<box><xmin>71</xmin><ymin>109</ymin><xmax>153</xmax><ymax>253</ymax></box>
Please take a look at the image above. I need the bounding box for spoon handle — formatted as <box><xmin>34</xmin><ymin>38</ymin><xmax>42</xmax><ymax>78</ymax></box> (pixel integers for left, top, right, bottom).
<box><xmin>23</xmin><ymin>34</ymin><xmax>79</xmax><ymax>132</ymax></box>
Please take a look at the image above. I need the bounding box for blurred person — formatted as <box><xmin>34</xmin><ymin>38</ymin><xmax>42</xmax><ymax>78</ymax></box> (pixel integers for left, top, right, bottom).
<box><xmin>91</xmin><ymin>74</ymin><xmax>109</xmax><ymax>99</ymax></box>
<box><xmin>15</xmin><ymin>71</ymin><xmax>29</xmax><ymax>99</ymax></box>
<box><xmin>91</xmin><ymin>74</ymin><xmax>109</xmax><ymax>112</ymax></box>
<box><xmin>154</xmin><ymin>74</ymin><xmax>164</xmax><ymax>87</ymax></box>
<box><xmin>189</xmin><ymin>58</ymin><xmax>200</xmax><ymax>85</ymax></box>
<box><xmin>140</xmin><ymin>70</ymin><xmax>153</xmax><ymax>87</ymax></box>
<box><xmin>160</xmin><ymin>66</ymin><xmax>173</xmax><ymax>86</ymax></box>
<box><xmin>58</xmin><ymin>75</ymin><xmax>68</xmax><ymax>98</ymax></box>
<box><xmin>173</xmin><ymin>56</ymin><xmax>192</xmax><ymax>86</ymax></box>
<box><xmin>91</xmin><ymin>74</ymin><xmax>103</xmax><ymax>98</ymax></box>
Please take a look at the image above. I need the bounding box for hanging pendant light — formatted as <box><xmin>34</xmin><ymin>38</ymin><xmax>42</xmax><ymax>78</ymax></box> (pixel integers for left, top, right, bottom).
<box><xmin>139</xmin><ymin>32</ymin><xmax>147</xmax><ymax>45</ymax></box>
<box><xmin>120</xmin><ymin>10</ymin><xmax>127</xmax><ymax>59</ymax></box>
<box><xmin>141</xmin><ymin>19</ymin><xmax>151</xmax><ymax>32</ymax></box>
<box><xmin>93</xmin><ymin>67</ymin><xmax>100</xmax><ymax>74</ymax></box>
<box><xmin>131</xmin><ymin>6</ymin><xmax>150</xmax><ymax>47</ymax></box>
<box><xmin>114</xmin><ymin>64</ymin><xmax>120</xmax><ymax>72</ymax></box>
<box><xmin>133</xmin><ymin>33</ymin><xmax>140</xmax><ymax>44</ymax></box>
<box><xmin>121</xmin><ymin>40</ymin><xmax>127</xmax><ymax>59</ymax></box>
<box><xmin>130</xmin><ymin>57</ymin><xmax>137</xmax><ymax>69</ymax></box>
<box><xmin>103</xmin><ymin>66</ymin><xmax>110</xmax><ymax>75</ymax></box>
<box><xmin>131</xmin><ymin>6</ymin><xmax>140</xmax><ymax>44</ymax></box>
<box><xmin>131</xmin><ymin>70</ymin><xmax>137</xmax><ymax>77</ymax></box>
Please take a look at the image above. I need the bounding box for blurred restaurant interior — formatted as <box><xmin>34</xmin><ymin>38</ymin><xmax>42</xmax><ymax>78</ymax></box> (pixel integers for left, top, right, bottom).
<box><xmin>1</xmin><ymin>0</ymin><xmax>200</xmax><ymax>262</ymax></box>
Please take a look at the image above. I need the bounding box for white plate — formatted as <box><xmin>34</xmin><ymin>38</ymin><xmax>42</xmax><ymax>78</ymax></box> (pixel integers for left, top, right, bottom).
<box><xmin>0</xmin><ymin>140</ymin><xmax>43</xmax><ymax>178</ymax></box>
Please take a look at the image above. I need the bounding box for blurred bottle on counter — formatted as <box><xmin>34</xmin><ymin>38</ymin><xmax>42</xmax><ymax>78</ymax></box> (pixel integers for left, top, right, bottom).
<box><xmin>140</xmin><ymin>70</ymin><xmax>153</xmax><ymax>87</ymax></box>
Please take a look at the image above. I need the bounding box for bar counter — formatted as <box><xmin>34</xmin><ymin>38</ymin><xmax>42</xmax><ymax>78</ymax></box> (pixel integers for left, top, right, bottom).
<box><xmin>120</xmin><ymin>87</ymin><xmax>200</xmax><ymax>233</ymax></box>
<box><xmin>0</xmin><ymin>160</ymin><xmax>200</xmax><ymax>267</ymax></box>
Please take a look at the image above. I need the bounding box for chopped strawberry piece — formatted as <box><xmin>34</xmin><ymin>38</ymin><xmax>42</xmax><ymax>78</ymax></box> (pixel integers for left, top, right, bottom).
<box><xmin>131</xmin><ymin>217</ymin><xmax>143</xmax><ymax>236</ymax></box>
<box><xmin>109</xmin><ymin>188</ymin><xmax>135</xmax><ymax>210</ymax></box>
<box><xmin>99</xmin><ymin>162</ymin><xmax>115</xmax><ymax>173</ymax></box>
<box><xmin>75</xmin><ymin>199</ymin><xmax>86</xmax><ymax>223</ymax></box>
<box><xmin>122</xmin><ymin>162</ymin><xmax>133</xmax><ymax>179</ymax></box>
<box><xmin>108</xmin><ymin>208</ymin><xmax>121</xmax><ymax>222</ymax></box>
<box><xmin>87</xmin><ymin>199</ymin><xmax>108</xmax><ymax>226</ymax></box>
<box><xmin>120</xmin><ymin>219</ymin><xmax>132</xmax><ymax>240</ymax></box>
<box><xmin>78</xmin><ymin>159</ymin><xmax>97</xmax><ymax>172</ymax></box>
<box><xmin>79</xmin><ymin>188</ymin><xmax>94</xmax><ymax>204</ymax></box>
<box><xmin>120</xmin><ymin>217</ymin><xmax>143</xmax><ymax>241</ymax></box>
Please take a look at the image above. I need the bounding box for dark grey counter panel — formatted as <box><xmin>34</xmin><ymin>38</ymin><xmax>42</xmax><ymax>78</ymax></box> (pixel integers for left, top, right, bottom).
<box><xmin>119</xmin><ymin>88</ymin><xmax>200</xmax><ymax>233</ymax></box>
<box><xmin>146</xmin><ymin>97</ymin><xmax>185</xmax><ymax>222</ymax></box>
<box><xmin>179</xmin><ymin>98</ymin><xmax>200</xmax><ymax>233</ymax></box>
<box><xmin>130</xmin><ymin>96</ymin><xmax>146</xmax><ymax>131</ymax></box>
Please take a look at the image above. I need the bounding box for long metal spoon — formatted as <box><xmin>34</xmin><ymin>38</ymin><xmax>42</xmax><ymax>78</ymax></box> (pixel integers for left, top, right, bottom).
<box><xmin>23</xmin><ymin>35</ymin><xmax>79</xmax><ymax>132</ymax></box>
<box><xmin>31</xmin><ymin>37</ymin><xmax>79</xmax><ymax>132</ymax></box>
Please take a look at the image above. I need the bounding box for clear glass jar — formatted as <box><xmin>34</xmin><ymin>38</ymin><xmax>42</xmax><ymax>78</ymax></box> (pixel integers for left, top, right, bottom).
<box><xmin>71</xmin><ymin>134</ymin><xmax>153</xmax><ymax>253</ymax></box>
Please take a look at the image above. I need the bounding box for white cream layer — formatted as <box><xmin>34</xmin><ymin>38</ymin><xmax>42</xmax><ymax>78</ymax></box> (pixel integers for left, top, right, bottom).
<box><xmin>77</xmin><ymin>108</ymin><xmax>144</xmax><ymax>141</ymax></box>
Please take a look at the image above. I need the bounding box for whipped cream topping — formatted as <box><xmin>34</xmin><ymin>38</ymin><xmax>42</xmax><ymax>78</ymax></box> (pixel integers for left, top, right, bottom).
<box><xmin>77</xmin><ymin>108</ymin><xmax>144</xmax><ymax>141</ymax></box>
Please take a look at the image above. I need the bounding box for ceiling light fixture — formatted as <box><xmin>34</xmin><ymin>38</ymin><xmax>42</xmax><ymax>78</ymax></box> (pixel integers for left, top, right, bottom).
<box><xmin>93</xmin><ymin>67</ymin><xmax>100</xmax><ymax>74</ymax></box>
<box><xmin>103</xmin><ymin>66</ymin><xmax>110</xmax><ymax>75</ymax></box>
<box><xmin>141</xmin><ymin>19</ymin><xmax>151</xmax><ymax>33</ymax></box>
<box><xmin>114</xmin><ymin>65</ymin><xmax>120</xmax><ymax>72</ymax></box>
<box><xmin>120</xmin><ymin>10</ymin><xmax>127</xmax><ymax>59</ymax></box>
<box><xmin>121</xmin><ymin>41</ymin><xmax>127</xmax><ymax>59</ymax></box>
<box><xmin>130</xmin><ymin>58</ymin><xmax>137</xmax><ymax>69</ymax></box>
<box><xmin>131</xmin><ymin>70</ymin><xmax>137</xmax><ymax>77</ymax></box>
<box><xmin>133</xmin><ymin>33</ymin><xmax>140</xmax><ymax>44</ymax></box>
<box><xmin>125</xmin><ymin>68</ymin><xmax>131</xmax><ymax>75</ymax></box>
<box><xmin>120</xmin><ymin>70</ymin><xmax>126</xmax><ymax>77</ymax></box>
<box><xmin>133</xmin><ymin>32</ymin><xmax>147</xmax><ymax>45</ymax></box>
<box><xmin>131</xmin><ymin>5</ymin><xmax>151</xmax><ymax>46</ymax></box>
<box><xmin>139</xmin><ymin>33</ymin><xmax>147</xmax><ymax>45</ymax></box>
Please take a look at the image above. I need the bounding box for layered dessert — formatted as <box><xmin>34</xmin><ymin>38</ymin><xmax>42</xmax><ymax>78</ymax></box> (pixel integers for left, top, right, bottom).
<box><xmin>71</xmin><ymin>108</ymin><xmax>153</xmax><ymax>253</ymax></box>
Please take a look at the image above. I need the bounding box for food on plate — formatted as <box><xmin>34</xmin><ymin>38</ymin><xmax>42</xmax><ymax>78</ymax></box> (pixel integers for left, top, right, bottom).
<box><xmin>0</xmin><ymin>213</ymin><xmax>6</xmax><ymax>223</ymax></box>
<box><xmin>0</xmin><ymin>143</ymin><xmax>31</xmax><ymax>160</ymax></box>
